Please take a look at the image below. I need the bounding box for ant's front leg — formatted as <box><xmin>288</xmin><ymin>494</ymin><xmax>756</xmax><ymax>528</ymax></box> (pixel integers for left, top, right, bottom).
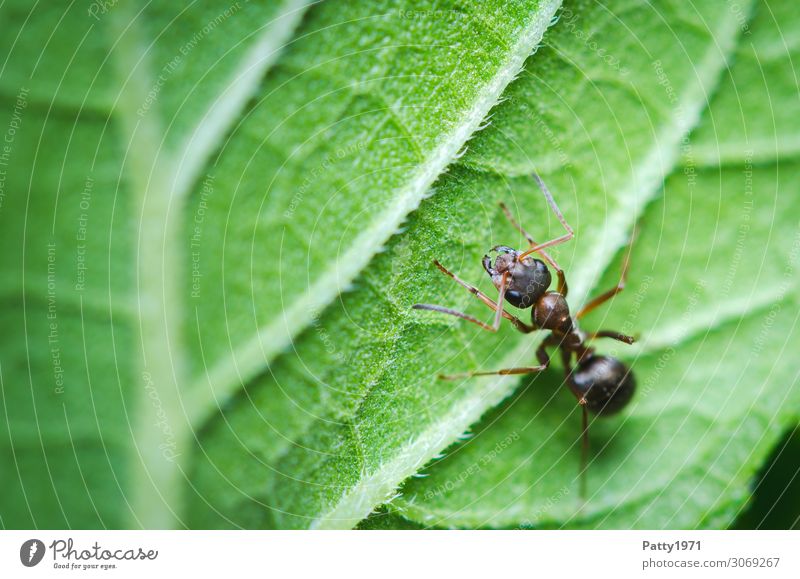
<box><xmin>413</xmin><ymin>260</ymin><xmax>537</xmax><ymax>334</ymax></box>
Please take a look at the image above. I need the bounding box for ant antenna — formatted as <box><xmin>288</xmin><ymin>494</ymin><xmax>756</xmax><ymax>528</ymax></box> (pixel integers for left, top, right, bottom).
<box><xmin>519</xmin><ymin>172</ymin><xmax>574</xmax><ymax>259</ymax></box>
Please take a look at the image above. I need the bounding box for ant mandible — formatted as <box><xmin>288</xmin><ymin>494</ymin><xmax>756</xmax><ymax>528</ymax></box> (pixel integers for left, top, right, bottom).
<box><xmin>413</xmin><ymin>173</ymin><xmax>636</xmax><ymax>498</ymax></box>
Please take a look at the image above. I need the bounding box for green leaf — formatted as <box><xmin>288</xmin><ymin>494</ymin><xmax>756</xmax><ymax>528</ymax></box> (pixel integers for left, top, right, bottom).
<box><xmin>185</xmin><ymin>0</ymin><xmax>564</xmax><ymax>418</ymax></box>
<box><xmin>0</xmin><ymin>0</ymin><xmax>311</xmax><ymax>529</ymax></box>
<box><xmin>691</xmin><ymin>0</ymin><xmax>800</xmax><ymax>165</ymax></box>
<box><xmin>0</xmin><ymin>0</ymin><xmax>567</xmax><ymax>529</ymax></box>
<box><xmin>734</xmin><ymin>427</ymin><xmax>800</xmax><ymax>529</ymax></box>
<box><xmin>392</xmin><ymin>0</ymin><xmax>800</xmax><ymax>529</ymax></box>
<box><xmin>189</xmin><ymin>0</ymin><xmax>751</xmax><ymax>528</ymax></box>
<box><xmin>356</xmin><ymin>508</ymin><xmax>425</xmax><ymax>530</ymax></box>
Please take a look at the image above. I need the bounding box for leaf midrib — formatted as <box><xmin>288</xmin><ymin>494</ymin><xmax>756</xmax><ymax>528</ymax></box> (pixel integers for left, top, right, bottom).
<box><xmin>195</xmin><ymin>0</ymin><xmax>565</xmax><ymax>432</ymax></box>
<box><xmin>109</xmin><ymin>1</ymin><xmax>311</xmax><ymax>528</ymax></box>
<box><xmin>308</xmin><ymin>5</ymin><xmax>750</xmax><ymax>529</ymax></box>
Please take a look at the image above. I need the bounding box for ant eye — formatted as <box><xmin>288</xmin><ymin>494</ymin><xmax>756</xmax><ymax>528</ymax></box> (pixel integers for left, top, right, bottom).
<box><xmin>504</xmin><ymin>290</ymin><xmax>525</xmax><ymax>308</ymax></box>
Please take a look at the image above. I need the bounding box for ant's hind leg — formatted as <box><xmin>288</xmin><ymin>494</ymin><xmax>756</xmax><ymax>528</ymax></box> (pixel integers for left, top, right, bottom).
<box><xmin>439</xmin><ymin>341</ymin><xmax>550</xmax><ymax>381</ymax></box>
<box><xmin>579</xmin><ymin>403</ymin><xmax>589</xmax><ymax>500</ymax></box>
<box><xmin>560</xmin><ymin>347</ymin><xmax>589</xmax><ymax>499</ymax></box>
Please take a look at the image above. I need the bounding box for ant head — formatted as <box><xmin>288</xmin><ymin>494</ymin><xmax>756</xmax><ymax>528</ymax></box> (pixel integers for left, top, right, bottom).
<box><xmin>482</xmin><ymin>246</ymin><xmax>551</xmax><ymax>309</ymax></box>
<box><xmin>568</xmin><ymin>354</ymin><xmax>635</xmax><ymax>416</ymax></box>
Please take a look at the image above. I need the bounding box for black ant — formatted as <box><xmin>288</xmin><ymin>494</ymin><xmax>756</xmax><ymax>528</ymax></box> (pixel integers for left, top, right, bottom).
<box><xmin>413</xmin><ymin>173</ymin><xmax>636</xmax><ymax>497</ymax></box>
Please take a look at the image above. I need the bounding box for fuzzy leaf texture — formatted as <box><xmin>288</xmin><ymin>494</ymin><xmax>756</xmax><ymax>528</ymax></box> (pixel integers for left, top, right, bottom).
<box><xmin>188</xmin><ymin>0</ymin><xmax>787</xmax><ymax>529</ymax></box>
<box><xmin>0</xmin><ymin>0</ymin><xmax>564</xmax><ymax>528</ymax></box>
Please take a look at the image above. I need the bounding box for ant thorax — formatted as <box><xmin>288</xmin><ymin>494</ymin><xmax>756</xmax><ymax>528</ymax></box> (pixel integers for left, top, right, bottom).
<box><xmin>533</xmin><ymin>291</ymin><xmax>573</xmax><ymax>334</ymax></box>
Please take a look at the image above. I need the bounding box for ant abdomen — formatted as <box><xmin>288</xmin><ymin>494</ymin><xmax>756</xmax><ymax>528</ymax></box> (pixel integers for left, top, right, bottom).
<box><xmin>568</xmin><ymin>355</ymin><xmax>635</xmax><ymax>416</ymax></box>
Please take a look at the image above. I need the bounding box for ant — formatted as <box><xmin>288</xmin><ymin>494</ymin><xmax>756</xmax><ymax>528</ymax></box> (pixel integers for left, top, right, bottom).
<box><xmin>413</xmin><ymin>173</ymin><xmax>636</xmax><ymax>498</ymax></box>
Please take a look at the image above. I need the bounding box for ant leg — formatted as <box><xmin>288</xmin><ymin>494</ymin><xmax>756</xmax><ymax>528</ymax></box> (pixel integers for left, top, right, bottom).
<box><xmin>414</xmin><ymin>260</ymin><xmax>537</xmax><ymax>333</ymax></box>
<box><xmin>585</xmin><ymin>330</ymin><xmax>635</xmax><ymax>345</ymax></box>
<box><xmin>493</xmin><ymin>271</ymin><xmax>510</xmax><ymax>330</ymax></box>
<box><xmin>439</xmin><ymin>341</ymin><xmax>550</xmax><ymax>381</ymax></box>
<box><xmin>518</xmin><ymin>172</ymin><xmax>575</xmax><ymax>259</ymax></box>
<box><xmin>576</xmin><ymin>231</ymin><xmax>635</xmax><ymax>320</ymax></box>
<box><xmin>412</xmin><ymin>304</ymin><xmax>495</xmax><ymax>332</ymax></box>
<box><xmin>499</xmin><ymin>201</ymin><xmax>569</xmax><ymax>296</ymax></box>
<box><xmin>556</xmin><ymin>270</ymin><xmax>568</xmax><ymax>298</ymax></box>
<box><xmin>499</xmin><ymin>201</ymin><xmax>560</xmax><ymax>266</ymax></box>
<box><xmin>580</xmin><ymin>404</ymin><xmax>589</xmax><ymax>500</ymax></box>
<box><xmin>439</xmin><ymin>365</ymin><xmax>546</xmax><ymax>381</ymax></box>
<box><xmin>559</xmin><ymin>347</ymin><xmax>589</xmax><ymax>498</ymax></box>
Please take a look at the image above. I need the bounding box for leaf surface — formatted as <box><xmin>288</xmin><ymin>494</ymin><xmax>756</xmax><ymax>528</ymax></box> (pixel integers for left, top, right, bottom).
<box><xmin>0</xmin><ymin>0</ymin><xmax>312</xmax><ymax>528</ymax></box>
<box><xmin>392</xmin><ymin>0</ymin><xmax>800</xmax><ymax>529</ymax></box>
<box><xmin>1</xmin><ymin>0</ymin><xmax>558</xmax><ymax>528</ymax></box>
<box><xmin>185</xmin><ymin>0</ymin><xmax>564</xmax><ymax>419</ymax></box>
<box><xmin>189</xmin><ymin>0</ymin><xmax>751</xmax><ymax>529</ymax></box>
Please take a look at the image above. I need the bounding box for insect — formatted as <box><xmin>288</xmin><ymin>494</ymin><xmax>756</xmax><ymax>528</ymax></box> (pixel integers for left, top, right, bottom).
<box><xmin>413</xmin><ymin>173</ymin><xmax>636</xmax><ymax>497</ymax></box>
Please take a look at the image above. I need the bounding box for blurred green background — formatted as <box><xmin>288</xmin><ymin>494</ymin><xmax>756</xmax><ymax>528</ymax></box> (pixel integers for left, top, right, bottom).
<box><xmin>1</xmin><ymin>0</ymin><xmax>798</xmax><ymax>529</ymax></box>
